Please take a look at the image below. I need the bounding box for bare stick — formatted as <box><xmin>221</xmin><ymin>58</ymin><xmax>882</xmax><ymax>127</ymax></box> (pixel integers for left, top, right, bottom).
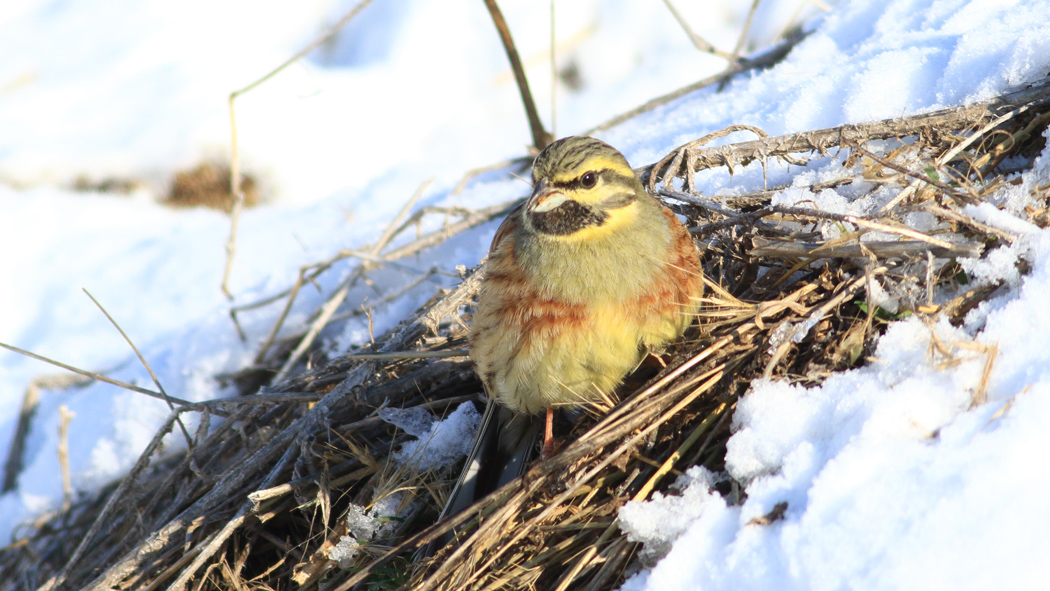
<box><xmin>0</xmin><ymin>341</ymin><xmax>192</xmax><ymax>406</ymax></box>
<box><xmin>716</xmin><ymin>0</ymin><xmax>760</xmax><ymax>92</ymax></box>
<box><xmin>644</xmin><ymin>75</ymin><xmax>1050</xmax><ymax>186</ymax></box>
<box><xmin>84</xmin><ymin>289</ymin><xmax>193</xmax><ymax>448</ymax></box>
<box><xmin>58</xmin><ymin>405</ymin><xmax>75</xmax><ymax>512</ymax></box>
<box><xmin>924</xmin><ymin>204</ymin><xmax>1017</xmax><ymax>244</ymax></box>
<box><xmin>750</xmin><ymin>236</ymin><xmax>981</xmax><ymax>259</ymax></box>
<box><xmin>340</xmin><ymin>349</ymin><xmax>469</xmax><ymax>360</ymax></box>
<box><xmin>484</xmin><ymin>0</ymin><xmax>550</xmax><ymax>151</ymax></box>
<box><xmin>550</xmin><ymin>0</ymin><xmax>556</xmax><ymax>138</ymax></box>
<box><xmin>661</xmin><ymin>0</ymin><xmax>734</xmax><ymax>59</ymax></box>
<box><xmin>222</xmin><ymin>93</ymin><xmax>243</xmax><ymax>301</ymax></box>
<box><xmin>730</xmin><ymin>0</ymin><xmax>762</xmax><ymax>65</ymax></box>
<box><xmin>220</xmin><ymin>0</ymin><xmax>378</xmax><ymax>298</ymax></box>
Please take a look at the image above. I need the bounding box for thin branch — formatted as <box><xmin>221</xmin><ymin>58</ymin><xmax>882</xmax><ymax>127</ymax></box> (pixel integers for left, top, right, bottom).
<box><xmin>643</xmin><ymin>75</ymin><xmax>1050</xmax><ymax>187</ymax></box>
<box><xmin>483</xmin><ymin>0</ymin><xmax>551</xmax><ymax>151</ymax></box>
<box><xmin>845</xmin><ymin>140</ymin><xmax>965</xmax><ymax>198</ymax></box>
<box><xmin>750</xmin><ymin>236</ymin><xmax>980</xmax><ymax>259</ymax></box>
<box><xmin>339</xmin><ymin>349</ymin><xmax>469</xmax><ymax>360</ymax></box>
<box><xmin>84</xmin><ymin>289</ymin><xmax>193</xmax><ymax>448</ymax></box>
<box><xmin>661</xmin><ymin>0</ymin><xmax>734</xmax><ymax>59</ymax></box>
<box><xmin>730</xmin><ymin>0</ymin><xmax>761</xmax><ymax>64</ymax></box>
<box><xmin>0</xmin><ymin>341</ymin><xmax>192</xmax><ymax>406</ymax></box>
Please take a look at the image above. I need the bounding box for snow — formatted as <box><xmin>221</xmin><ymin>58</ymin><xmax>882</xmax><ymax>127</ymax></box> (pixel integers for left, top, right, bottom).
<box><xmin>1</xmin><ymin>0</ymin><xmax>1050</xmax><ymax>589</ymax></box>
<box><xmin>391</xmin><ymin>402</ymin><xmax>481</xmax><ymax>472</ymax></box>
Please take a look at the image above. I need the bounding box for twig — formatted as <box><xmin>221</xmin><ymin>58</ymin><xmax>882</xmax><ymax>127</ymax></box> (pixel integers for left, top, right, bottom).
<box><xmin>642</xmin><ymin>76</ymin><xmax>1050</xmax><ymax>186</ymax></box>
<box><xmin>379</xmin><ymin>200</ymin><xmax>521</xmax><ymax>262</ymax></box>
<box><xmin>483</xmin><ymin>0</ymin><xmax>550</xmax><ymax>151</ymax></box>
<box><xmin>770</xmin><ymin>205</ymin><xmax>957</xmax><ymax>250</ymax></box>
<box><xmin>58</xmin><ymin>405</ymin><xmax>75</xmax><ymax>512</ymax></box>
<box><xmin>0</xmin><ymin>341</ymin><xmax>192</xmax><ymax>406</ymax></box>
<box><xmin>84</xmin><ymin>289</ymin><xmax>193</xmax><ymax>448</ymax></box>
<box><xmin>340</xmin><ymin>349</ymin><xmax>469</xmax><ymax>360</ymax></box>
<box><xmin>846</xmin><ymin>140</ymin><xmax>966</xmax><ymax>199</ymax></box>
<box><xmin>661</xmin><ymin>0</ymin><xmax>734</xmax><ymax>59</ymax></box>
<box><xmin>750</xmin><ymin>236</ymin><xmax>981</xmax><ymax>259</ymax></box>
<box><xmin>726</xmin><ymin>0</ymin><xmax>760</xmax><ymax>67</ymax></box>
<box><xmin>924</xmin><ymin>204</ymin><xmax>1017</xmax><ymax>244</ymax></box>
<box><xmin>220</xmin><ymin>0</ymin><xmax>377</xmax><ymax>298</ymax></box>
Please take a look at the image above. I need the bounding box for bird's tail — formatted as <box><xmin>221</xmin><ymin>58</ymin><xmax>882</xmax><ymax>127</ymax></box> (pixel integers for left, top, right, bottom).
<box><xmin>421</xmin><ymin>398</ymin><xmax>540</xmax><ymax>556</ymax></box>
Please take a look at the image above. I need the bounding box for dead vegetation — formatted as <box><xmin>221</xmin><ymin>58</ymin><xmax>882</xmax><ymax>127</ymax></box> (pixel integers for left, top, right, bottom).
<box><xmin>1</xmin><ymin>67</ymin><xmax>1047</xmax><ymax>591</ymax></box>
<box><xmin>163</xmin><ymin>162</ymin><xmax>261</xmax><ymax>212</ymax></box>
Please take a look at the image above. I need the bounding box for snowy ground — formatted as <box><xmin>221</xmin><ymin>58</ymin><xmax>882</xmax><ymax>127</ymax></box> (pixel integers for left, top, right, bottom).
<box><xmin>2</xmin><ymin>0</ymin><xmax>1050</xmax><ymax>588</ymax></box>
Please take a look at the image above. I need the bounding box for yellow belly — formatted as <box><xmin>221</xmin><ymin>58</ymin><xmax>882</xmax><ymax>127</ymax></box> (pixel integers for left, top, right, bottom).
<box><xmin>475</xmin><ymin>302</ymin><xmax>684</xmax><ymax>415</ymax></box>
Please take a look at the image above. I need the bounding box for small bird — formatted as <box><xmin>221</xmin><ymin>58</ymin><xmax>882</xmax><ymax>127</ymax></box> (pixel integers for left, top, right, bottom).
<box><xmin>440</xmin><ymin>136</ymin><xmax>703</xmax><ymax>522</ymax></box>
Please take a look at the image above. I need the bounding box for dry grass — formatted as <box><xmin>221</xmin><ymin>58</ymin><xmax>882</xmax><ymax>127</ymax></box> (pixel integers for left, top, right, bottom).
<box><xmin>2</xmin><ymin>73</ymin><xmax>1049</xmax><ymax>591</ymax></box>
<box><xmin>163</xmin><ymin>162</ymin><xmax>261</xmax><ymax>212</ymax></box>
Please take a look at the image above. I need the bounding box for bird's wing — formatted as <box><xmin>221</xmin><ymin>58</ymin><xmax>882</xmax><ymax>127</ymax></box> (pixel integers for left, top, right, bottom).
<box><xmin>489</xmin><ymin>202</ymin><xmax>524</xmax><ymax>252</ymax></box>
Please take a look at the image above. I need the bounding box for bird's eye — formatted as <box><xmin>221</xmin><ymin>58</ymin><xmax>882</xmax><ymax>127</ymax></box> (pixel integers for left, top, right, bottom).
<box><xmin>580</xmin><ymin>171</ymin><xmax>598</xmax><ymax>188</ymax></box>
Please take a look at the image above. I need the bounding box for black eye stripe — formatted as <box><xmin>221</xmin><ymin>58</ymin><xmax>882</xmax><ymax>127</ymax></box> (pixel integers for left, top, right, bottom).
<box><xmin>550</xmin><ymin>168</ymin><xmax>636</xmax><ymax>191</ymax></box>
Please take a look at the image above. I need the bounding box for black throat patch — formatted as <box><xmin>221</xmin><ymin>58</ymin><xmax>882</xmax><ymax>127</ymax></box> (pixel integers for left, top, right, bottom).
<box><xmin>529</xmin><ymin>200</ymin><xmax>609</xmax><ymax>236</ymax></box>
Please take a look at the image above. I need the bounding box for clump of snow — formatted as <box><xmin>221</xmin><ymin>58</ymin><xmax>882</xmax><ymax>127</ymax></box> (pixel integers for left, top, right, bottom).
<box><xmin>378</xmin><ymin>406</ymin><xmax>435</xmax><ymax>438</ymax></box>
<box><xmin>618</xmin><ymin>467</ymin><xmax>725</xmax><ymax>564</ymax></box>
<box><xmin>328</xmin><ymin>493</ymin><xmax>406</xmax><ymax>567</ymax></box>
<box><xmin>393</xmin><ymin>402</ymin><xmax>481</xmax><ymax>472</ymax></box>
<box><xmin>960</xmin><ymin>243</ymin><xmax>1025</xmax><ymax>288</ymax></box>
<box><xmin>327</xmin><ymin>536</ymin><xmax>361</xmax><ymax>568</ymax></box>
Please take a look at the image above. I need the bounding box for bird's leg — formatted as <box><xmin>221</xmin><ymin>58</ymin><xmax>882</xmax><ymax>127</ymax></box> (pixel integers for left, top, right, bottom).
<box><xmin>541</xmin><ymin>407</ymin><xmax>555</xmax><ymax>459</ymax></box>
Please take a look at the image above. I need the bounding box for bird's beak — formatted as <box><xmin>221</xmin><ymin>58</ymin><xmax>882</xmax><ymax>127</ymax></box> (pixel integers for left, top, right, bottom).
<box><xmin>528</xmin><ymin>179</ymin><xmax>567</xmax><ymax>213</ymax></box>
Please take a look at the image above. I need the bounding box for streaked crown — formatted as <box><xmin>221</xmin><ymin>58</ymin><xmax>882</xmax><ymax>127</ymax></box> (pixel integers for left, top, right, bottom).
<box><xmin>524</xmin><ymin>137</ymin><xmax>645</xmax><ymax>238</ymax></box>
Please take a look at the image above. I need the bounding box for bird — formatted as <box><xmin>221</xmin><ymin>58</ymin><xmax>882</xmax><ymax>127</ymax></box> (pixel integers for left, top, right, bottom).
<box><xmin>440</xmin><ymin>136</ymin><xmax>704</xmax><ymax>521</ymax></box>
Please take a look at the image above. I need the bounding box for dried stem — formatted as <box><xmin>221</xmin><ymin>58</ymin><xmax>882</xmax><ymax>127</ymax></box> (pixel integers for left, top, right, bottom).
<box><xmin>483</xmin><ymin>0</ymin><xmax>550</xmax><ymax>151</ymax></box>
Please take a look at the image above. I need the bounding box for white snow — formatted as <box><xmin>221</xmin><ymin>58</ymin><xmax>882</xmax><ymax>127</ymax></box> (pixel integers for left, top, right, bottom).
<box><xmin>2</xmin><ymin>0</ymin><xmax>1050</xmax><ymax>589</ymax></box>
<box><xmin>392</xmin><ymin>402</ymin><xmax>481</xmax><ymax>472</ymax></box>
<box><xmin>329</xmin><ymin>492</ymin><xmax>407</xmax><ymax>566</ymax></box>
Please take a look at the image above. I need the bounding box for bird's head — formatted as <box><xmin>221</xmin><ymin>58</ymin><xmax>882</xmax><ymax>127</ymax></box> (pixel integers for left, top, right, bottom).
<box><xmin>524</xmin><ymin>136</ymin><xmax>645</xmax><ymax>240</ymax></box>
